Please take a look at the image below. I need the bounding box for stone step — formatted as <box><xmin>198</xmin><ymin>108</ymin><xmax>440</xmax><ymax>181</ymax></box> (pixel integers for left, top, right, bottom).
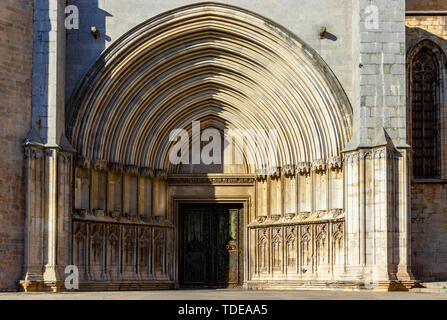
<box><xmin>419</xmin><ymin>282</ymin><xmax>447</xmax><ymax>289</ymax></box>
<box><xmin>410</xmin><ymin>288</ymin><xmax>447</xmax><ymax>294</ymax></box>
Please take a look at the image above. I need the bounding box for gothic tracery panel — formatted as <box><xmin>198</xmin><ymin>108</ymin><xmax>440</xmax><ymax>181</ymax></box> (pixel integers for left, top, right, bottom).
<box><xmin>411</xmin><ymin>49</ymin><xmax>440</xmax><ymax>178</ymax></box>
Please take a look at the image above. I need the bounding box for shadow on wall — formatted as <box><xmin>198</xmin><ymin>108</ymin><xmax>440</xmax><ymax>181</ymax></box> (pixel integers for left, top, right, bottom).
<box><xmin>65</xmin><ymin>0</ymin><xmax>112</xmax><ymax>106</ymax></box>
<box><xmin>32</xmin><ymin>0</ymin><xmax>50</xmax><ymax>140</ymax></box>
<box><xmin>406</xmin><ymin>26</ymin><xmax>447</xmax><ymax>281</ymax></box>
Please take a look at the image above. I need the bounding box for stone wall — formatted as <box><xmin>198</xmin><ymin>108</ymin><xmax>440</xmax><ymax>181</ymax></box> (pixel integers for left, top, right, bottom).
<box><xmin>411</xmin><ymin>182</ymin><xmax>447</xmax><ymax>280</ymax></box>
<box><xmin>0</xmin><ymin>0</ymin><xmax>33</xmax><ymax>291</ymax></box>
<box><xmin>406</xmin><ymin>0</ymin><xmax>447</xmax><ymax>11</ymax></box>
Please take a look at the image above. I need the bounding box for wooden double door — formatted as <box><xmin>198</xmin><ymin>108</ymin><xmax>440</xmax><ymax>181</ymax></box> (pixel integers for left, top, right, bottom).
<box><xmin>179</xmin><ymin>203</ymin><xmax>243</xmax><ymax>288</ymax></box>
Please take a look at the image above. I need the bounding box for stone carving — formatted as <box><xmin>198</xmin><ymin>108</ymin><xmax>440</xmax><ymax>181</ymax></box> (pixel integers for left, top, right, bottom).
<box><xmin>312</xmin><ymin>159</ymin><xmax>326</xmax><ymax>172</ymax></box>
<box><xmin>256</xmin><ymin>168</ymin><xmax>268</xmax><ymax>181</ymax></box>
<box><xmin>168</xmin><ymin>176</ymin><xmax>255</xmax><ymax>184</ymax></box>
<box><xmin>124</xmin><ymin>165</ymin><xmax>139</xmax><ymax>176</ymax></box>
<box><xmin>72</xmin><ymin>221</ymin><xmax>173</xmax><ymax>283</ymax></box>
<box><xmin>269</xmin><ymin>167</ymin><xmax>281</xmax><ymax>179</ymax></box>
<box><xmin>139</xmin><ymin>167</ymin><xmax>154</xmax><ymax>178</ymax></box>
<box><xmin>92</xmin><ymin>159</ymin><xmax>107</xmax><ymax>171</ymax></box>
<box><xmin>297</xmin><ymin>162</ymin><xmax>311</xmax><ymax>174</ymax></box>
<box><xmin>282</xmin><ymin>164</ymin><xmax>296</xmax><ymax>177</ymax></box>
<box><xmin>330</xmin><ymin>209</ymin><xmax>344</xmax><ymax>218</ymax></box>
<box><xmin>328</xmin><ymin>156</ymin><xmax>343</xmax><ymax>170</ymax></box>
<box><xmin>75</xmin><ymin>155</ymin><xmax>90</xmax><ymax>168</ymax></box>
<box><xmin>108</xmin><ymin>162</ymin><xmax>123</xmax><ymax>173</ymax></box>
<box><xmin>154</xmin><ymin>169</ymin><xmax>167</xmax><ymax>180</ymax></box>
<box><xmin>73</xmin><ymin>208</ymin><xmax>87</xmax><ymax>218</ymax></box>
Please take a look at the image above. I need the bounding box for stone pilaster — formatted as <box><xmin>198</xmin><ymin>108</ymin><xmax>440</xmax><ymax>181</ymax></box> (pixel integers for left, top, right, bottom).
<box><xmin>342</xmin><ymin>130</ymin><xmax>414</xmax><ymax>290</ymax></box>
<box><xmin>20</xmin><ymin>132</ymin><xmax>75</xmax><ymax>292</ymax></box>
<box><xmin>21</xmin><ymin>137</ymin><xmax>45</xmax><ymax>292</ymax></box>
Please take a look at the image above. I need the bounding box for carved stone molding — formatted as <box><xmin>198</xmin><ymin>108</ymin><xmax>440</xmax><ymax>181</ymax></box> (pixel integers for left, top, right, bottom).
<box><xmin>330</xmin><ymin>208</ymin><xmax>344</xmax><ymax>218</ymax></box>
<box><xmin>73</xmin><ymin>208</ymin><xmax>87</xmax><ymax>218</ymax></box>
<box><xmin>248</xmin><ymin>212</ymin><xmax>344</xmax><ymax>228</ymax></box>
<box><xmin>108</xmin><ymin>162</ymin><xmax>123</xmax><ymax>173</ymax></box>
<box><xmin>312</xmin><ymin>159</ymin><xmax>326</xmax><ymax>172</ymax></box>
<box><xmin>24</xmin><ymin>146</ymin><xmax>44</xmax><ymax>159</ymax></box>
<box><xmin>75</xmin><ymin>155</ymin><xmax>90</xmax><ymax>168</ymax></box>
<box><xmin>92</xmin><ymin>159</ymin><xmax>107</xmax><ymax>171</ymax></box>
<box><xmin>282</xmin><ymin>164</ymin><xmax>296</xmax><ymax>177</ymax></box>
<box><xmin>154</xmin><ymin>169</ymin><xmax>167</xmax><ymax>180</ymax></box>
<box><xmin>57</xmin><ymin>153</ymin><xmax>72</xmax><ymax>163</ymax></box>
<box><xmin>269</xmin><ymin>166</ymin><xmax>281</xmax><ymax>179</ymax></box>
<box><xmin>328</xmin><ymin>156</ymin><xmax>343</xmax><ymax>170</ymax></box>
<box><xmin>92</xmin><ymin>209</ymin><xmax>106</xmax><ymax>218</ymax></box>
<box><xmin>297</xmin><ymin>162</ymin><xmax>311</xmax><ymax>174</ymax></box>
<box><xmin>72</xmin><ymin>210</ymin><xmax>174</xmax><ymax>228</ymax></box>
<box><xmin>168</xmin><ymin>176</ymin><xmax>255</xmax><ymax>185</ymax></box>
<box><xmin>139</xmin><ymin>167</ymin><xmax>154</xmax><ymax>178</ymax></box>
<box><xmin>256</xmin><ymin>168</ymin><xmax>268</xmax><ymax>181</ymax></box>
<box><xmin>124</xmin><ymin>165</ymin><xmax>139</xmax><ymax>176</ymax></box>
<box><xmin>343</xmin><ymin>147</ymin><xmax>401</xmax><ymax>163</ymax></box>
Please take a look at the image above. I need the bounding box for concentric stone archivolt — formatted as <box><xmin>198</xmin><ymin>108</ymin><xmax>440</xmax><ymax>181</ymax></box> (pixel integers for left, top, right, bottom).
<box><xmin>67</xmin><ymin>3</ymin><xmax>352</xmax><ymax>173</ymax></box>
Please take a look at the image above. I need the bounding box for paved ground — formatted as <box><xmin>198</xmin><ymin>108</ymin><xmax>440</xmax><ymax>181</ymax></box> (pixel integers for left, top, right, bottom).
<box><xmin>0</xmin><ymin>289</ymin><xmax>446</xmax><ymax>300</ymax></box>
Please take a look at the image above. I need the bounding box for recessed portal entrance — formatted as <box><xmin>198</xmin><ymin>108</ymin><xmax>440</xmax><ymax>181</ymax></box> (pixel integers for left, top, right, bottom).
<box><xmin>179</xmin><ymin>203</ymin><xmax>243</xmax><ymax>288</ymax></box>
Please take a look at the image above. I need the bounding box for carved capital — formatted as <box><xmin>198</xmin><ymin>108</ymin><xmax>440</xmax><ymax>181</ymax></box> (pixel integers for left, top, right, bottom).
<box><xmin>269</xmin><ymin>166</ymin><xmax>281</xmax><ymax>179</ymax></box>
<box><xmin>139</xmin><ymin>167</ymin><xmax>154</xmax><ymax>178</ymax></box>
<box><xmin>282</xmin><ymin>164</ymin><xmax>296</xmax><ymax>177</ymax></box>
<box><xmin>108</xmin><ymin>162</ymin><xmax>123</xmax><ymax>173</ymax></box>
<box><xmin>312</xmin><ymin>159</ymin><xmax>326</xmax><ymax>172</ymax></box>
<box><xmin>256</xmin><ymin>168</ymin><xmax>268</xmax><ymax>181</ymax></box>
<box><xmin>297</xmin><ymin>162</ymin><xmax>311</xmax><ymax>174</ymax></box>
<box><xmin>24</xmin><ymin>146</ymin><xmax>44</xmax><ymax>159</ymax></box>
<box><xmin>124</xmin><ymin>165</ymin><xmax>139</xmax><ymax>175</ymax></box>
<box><xmin>58</xmin><ymin>153</ymin><xmax>72</xmax><ymax>164</ymax></box>
<box><xmin>72</xmin><ymin>209</ymin><xmax>87</xmax><ymax>218</ymax></box>
<box><xmin>328</xmin><ymin>156</ymin><xmax>343</xmax><ymax>170</ymax></box>
<box><xmin>75</xmin><ymin>155</ymin><xmax>90</xmax><ymax>168</ymax></box>
<box><xmin>154</xmin><ymin>169</ymin><xmax>167</xmax><ymax>180</ymax></box>
<box><xmin>92</xmin><ymin>159</ymin><xmax>107</xmax><ymax>171</ymax></box>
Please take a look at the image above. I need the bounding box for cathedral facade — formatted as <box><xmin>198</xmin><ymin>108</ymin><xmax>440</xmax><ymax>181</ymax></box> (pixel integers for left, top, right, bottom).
<box><xmin>0</xmin><ymin>0</ymin><xmax>446</xmax><ymax>292</ymax></box>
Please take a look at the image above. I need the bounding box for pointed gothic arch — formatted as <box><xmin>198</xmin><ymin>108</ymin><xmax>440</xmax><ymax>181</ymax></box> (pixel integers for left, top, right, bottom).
<box><xmin>407</xmin><ymin>39</ymin><xmax>446</xmax><ymax>178</ymax></box>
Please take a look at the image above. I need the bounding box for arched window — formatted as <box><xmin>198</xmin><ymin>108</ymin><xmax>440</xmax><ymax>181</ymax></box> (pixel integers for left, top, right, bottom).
<box><xmin>409</xmin><ymin>46</ymin><xmax>441</xmax><ymax>178</ymax></box>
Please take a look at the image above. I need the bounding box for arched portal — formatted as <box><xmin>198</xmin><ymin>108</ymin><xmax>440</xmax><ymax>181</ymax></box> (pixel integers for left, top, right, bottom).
<box><xmin>66</xmin><ymin>3</ymin><xmax>352</xmax><ymax>289</ymax></box>
<box><xmin>67</xmin><ymin>3</ymin><xmax>352</xmax><ymax>169</ymax></box>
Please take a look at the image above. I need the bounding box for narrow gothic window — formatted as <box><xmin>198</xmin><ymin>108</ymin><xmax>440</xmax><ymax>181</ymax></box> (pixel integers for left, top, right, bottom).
<box><xmin>411</xmin><ymin>49</ymin><xmax>440</xmax><ymax>178</ymax></box>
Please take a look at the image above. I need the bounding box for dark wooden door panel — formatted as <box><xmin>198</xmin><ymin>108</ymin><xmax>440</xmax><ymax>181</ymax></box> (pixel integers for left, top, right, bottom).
<box><xmin>179</xmin><ymin>204</ymin><xmax>243</xmax><ymax>288</ymax></box>
<box><xmin>180</xmin><ymin>207</ymin><xmax>209</xmax><ymax>286</ymax></box>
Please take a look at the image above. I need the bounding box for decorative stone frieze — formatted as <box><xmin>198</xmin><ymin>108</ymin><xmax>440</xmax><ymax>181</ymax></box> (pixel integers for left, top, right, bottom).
<box><xmin>168</xmin><ymin>176</ymin><xmax>255</xmax><ymax>185</ymax></box>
